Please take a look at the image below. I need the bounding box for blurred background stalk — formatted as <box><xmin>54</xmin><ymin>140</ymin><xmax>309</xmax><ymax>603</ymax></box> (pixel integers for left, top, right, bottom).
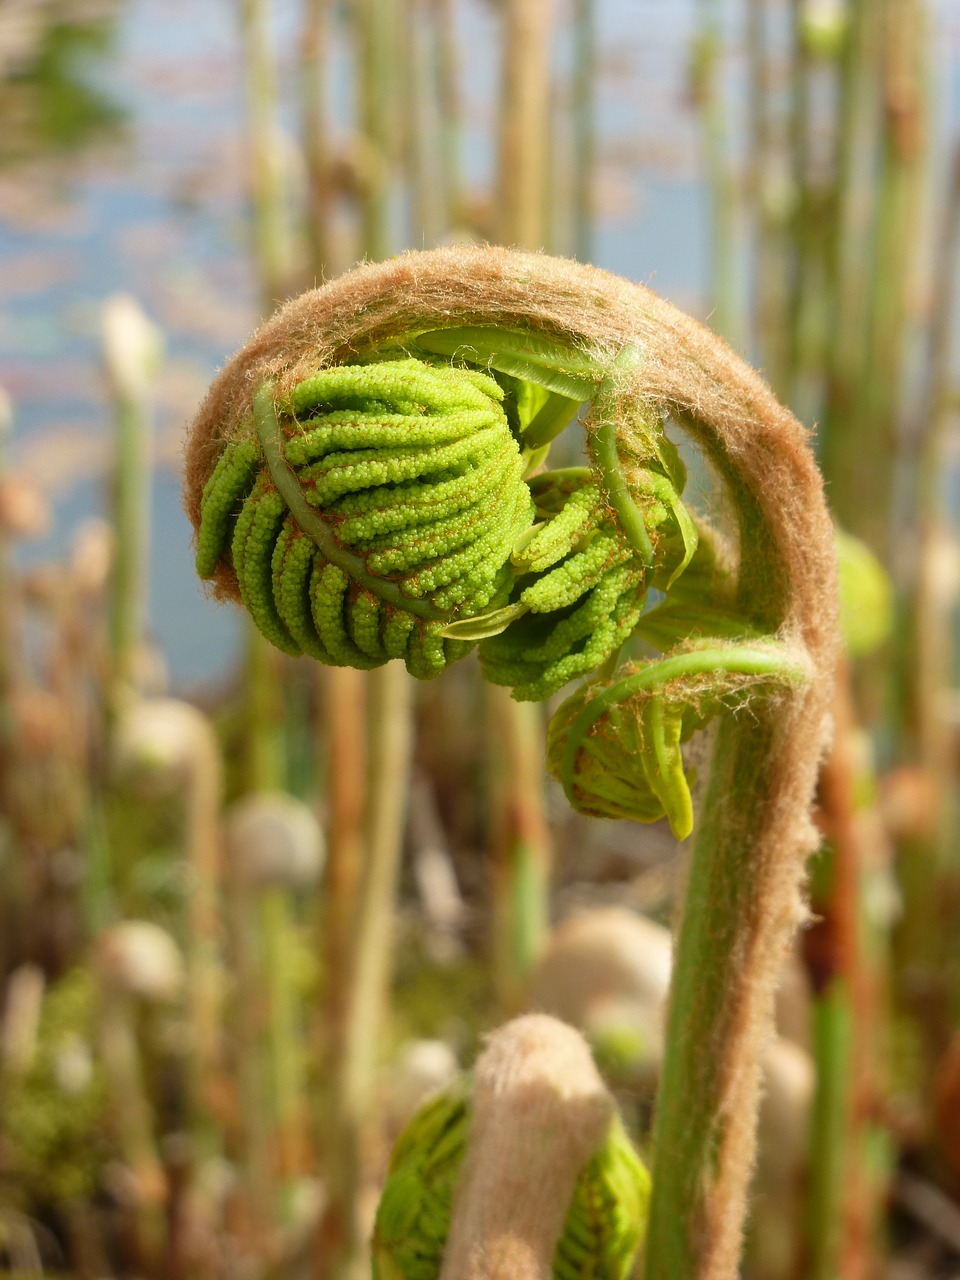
<box><xmin>102</xmin><ymin>296</ymin><xmax>160</xmax><ymax>713</ymax></box>
<box><xmin>488</xmin><ymin>0</ymin><xmax>556</xmax><ymax>1012</ymax></box>
<box><xmin>806</xmin><ymin>663</ymin><xmax>889</xmax><ymax>1280</ymax></box>
<box><xmin>354</xmin><ymin>0</ymin><xmax>396</xmax><ymax>261</ymax></box>
<box><xmin>300</xmin><ymin>0</ymin><xmax>333</xmax><ymax>283</ymax></box>
<box><xmin>237</xmin><ymin>0</ymin><xmax>291</xmax><ymax>797</ymax></box>
<box><xmin>893</xmin><ymin>141</ymin><xmax>960</xmax><ymax>1088</ymax></box>
<box><xmin>311</xmin><ymin>7</ymin><xmax>418</xmax><ymax>1277</ymax></box>
<box><xmin>325</xmin><ymin>663</ymin><xmax>413</xmax><ymax>1280</ymax></box>
<box><xmin>690</xmin><ymin>0</ymin><xmax>743</xmax><ymax>350</ymax></box>
<box><xmin>235</xmin><ymin>0</ymin><xmax>313</xmax><ymax>1245</ymax></box>
<box><xmin>571</xmin><ymin>0</ymin><xmax>596</xmax><ymax>264</ymax></box>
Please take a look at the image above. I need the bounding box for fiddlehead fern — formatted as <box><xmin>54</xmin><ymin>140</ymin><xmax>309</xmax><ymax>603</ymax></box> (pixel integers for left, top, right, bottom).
<box><xmin>185</xmin><ymin>246</ymin><xmax>838</xmax><ymax>1280</ymax></box>
<box><xmin>373</xmin><ymin>1089</ymin><xmax>648</xmax><ymax>1280</ymax></box>
<box><xmin>372</xmin><ymin>1016</ymin><xmax>650</xmax><ymax>1280</ymax></box>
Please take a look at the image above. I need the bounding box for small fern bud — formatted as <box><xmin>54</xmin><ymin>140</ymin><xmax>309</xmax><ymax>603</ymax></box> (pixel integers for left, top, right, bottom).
<box><xmin>373</xmin><ymin>1014</ymin><xmax>650</xmax><ymax>1280</ymax></box>
<box><xmin>547</xmin><ymin>673</ymin><xmax>704</xmax><ymax>839</ymax></box>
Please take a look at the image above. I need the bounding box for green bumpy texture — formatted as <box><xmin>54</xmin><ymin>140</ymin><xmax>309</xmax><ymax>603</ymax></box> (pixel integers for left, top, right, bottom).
<box><xmin>196</xmin><ymin>359</ymin><xmax>535</xmax><ymax>678</ymax></box>
<box><xmin>479</xmin><ymin>477</ymin><xmax>654</xmax><ymax>701</ymax></box>
<box><xmin>372</xmin><ymin>1089</ymin><xmax>650</xmax><ymax>1280</ymax></box>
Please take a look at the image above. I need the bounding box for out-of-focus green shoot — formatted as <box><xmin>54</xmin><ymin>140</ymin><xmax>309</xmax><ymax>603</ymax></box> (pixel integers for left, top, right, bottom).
<box><xmin>805</xmin><ymin>527</ymin><xmax>893</xmax><ymax>1280</ymax></box>
<box><xmin>836</xmin><ymin>527</ymin><xmax>894</xmax><ymax>659</ymax></box>
<box><xmin>101</xmin><ymin>295</ymin><xmax>162</xmax><ymax>713</ymax></box>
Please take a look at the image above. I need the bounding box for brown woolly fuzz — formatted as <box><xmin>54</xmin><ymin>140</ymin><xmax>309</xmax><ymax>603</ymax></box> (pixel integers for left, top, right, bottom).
<box><xmin>184</xmin><ymin>245</ymin><xmax>838</xmax><ymax>1279</ymax></box>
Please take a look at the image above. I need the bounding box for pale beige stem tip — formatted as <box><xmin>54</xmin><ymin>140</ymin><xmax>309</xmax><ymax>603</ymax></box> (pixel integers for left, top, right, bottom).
<box><xmin>439</xmin><ymin>1014</ymin><xmax>614</xmax><ymax>1280</ymax></box>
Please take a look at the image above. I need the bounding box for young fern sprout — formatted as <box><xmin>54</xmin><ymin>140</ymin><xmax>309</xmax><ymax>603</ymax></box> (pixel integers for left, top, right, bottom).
<box><xmin>373</xmin><ymin>1015</ymin><xmax>650</xmax><ymax>1280</ymax></box>
<box><xmin>185</xmin><ymin>246</ymin><xmax>838</xmax><ymax>1279</ymax></box>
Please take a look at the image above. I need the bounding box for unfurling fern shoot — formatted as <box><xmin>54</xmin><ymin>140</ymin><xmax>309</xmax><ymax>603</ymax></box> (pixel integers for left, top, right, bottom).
<box><xmin>185</xmin><ymin>247</ymin><xmax>838</xmax><ymax>1280</ymax></box>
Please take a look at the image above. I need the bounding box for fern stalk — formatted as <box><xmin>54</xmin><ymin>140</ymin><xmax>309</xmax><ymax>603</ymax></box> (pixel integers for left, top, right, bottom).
<box><xmin>299</xmin><ymin>0</ymin><xmax>333</xmax><ymax>284</ymax></box>
<box><xmin>489</xmin><ymin>0</ymin><xmax>557</xmax><ymax>1004</ymax></box>
<box><xmin>327</xmin><ymin>662</ymin><xmax>413</xmax><ymax>1280</ymax></box>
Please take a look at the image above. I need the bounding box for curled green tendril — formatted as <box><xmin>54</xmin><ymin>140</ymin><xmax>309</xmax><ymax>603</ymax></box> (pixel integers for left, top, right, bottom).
<box><xmin>547</xmin><ymin>643</ymin><xmax>809</xmax><ymax>839</ymax></box>
<box><xmin>195</xmin><ymin>358</ymin><xmax>534</xmax><ymax>678</ymax></box>
<box><xmin>372</xmin><ymin>1088</ymin><xmax>650</xmax><ymax>1280</ymax></box>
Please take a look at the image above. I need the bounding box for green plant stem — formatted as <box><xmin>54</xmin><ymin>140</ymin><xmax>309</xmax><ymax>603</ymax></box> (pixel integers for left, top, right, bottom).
<box><xmin>403</xmin><ymin>2</ymin><xmax>443</xmax><ymax>250</ymax></box>
<box><xmin>231</xmin><ymin>872</ymin><xmax>277</xmax><ymax>1244</ymax></box>
<box><xmin>496</xmin><ymin>0</ymin><xmax>555</xmax><ymax>250</ymax></box>
<box><xmin>851</xmin><ymin>0</ymin><xmax>925</xmax><ymax>558</ymax></box>
<box><xmin>316</xmin><ymin>663</ymin><xmax>368</xmax><ymax>1276</ymax></box>
<box><xmin>821</xmin><ymin>0</ymin><xmax>881</xmax><ymax>435</ymax></box>
<box><xmin>571</xmin><ymin>0</ymin><xmax>595</xmax><ymax>263</ymax></box>
<box><xmin>237</xmin><ymin>0</ymin><xmax>292</xmax><ymax>307</ymax></box>
<box><xmin>891</xmin><ymin>145</ymin><xmax>960</xmax><ymax>1081</ymax></box>
<box><xmin>807</xmin><ymin>979</ymin><xmax>853</xmax><ymax>1279</ymax></box>
<box><xmin>242</xmin><ymin>625</ymin><xmax>286</xmax><ymax>792</ymax></box>
<box><xmin>261</xmin><ymin>886</ymin><xmax>309</xmax><ymax>1189</ymax></box>
<box><xmin>237</xmin><ymin>0</ymin><xmax>291</xmax><ymax>796</ymax></box>
<box><xmin>819</xmin><ymin>0</ymin><xmax>925</xmax><ymax>561</ymax></box>
<box><xmin>645</xmin><ymin>702</ymin><xmax>793</xmax><ymax>1279</ymax></box>
<box><xmin>907</xmin><ymin>141</ymin><xmax>960</xmax><ymax>771</ymax></box>
<box><xmin>237</xmin><ymin>13</ymin><xmax>309</xmax><ymax>1228</ymax></box>
<box><xmin>319</xmin><ymin>662</ymin><xmax>366</xmax><ymax>1064</ymax></box>
<box><xmin>488</xmin><ymin>692</ymin><xmax>550</xmax><ymax>1011</ymax></box>
<box><xmin>691</xmin><ymin>2</ymin><xmax>743</xmax><ymax>350</ymax></box>
<box><xmin>804</xmin><ymin>663</ymin><xmax>878</xmax><ymax>1280</ymax></box>
<box><xmin>431</xmin><ymin>0</ymin><xmax>461</xmax><ymax>233</ymax></box>
<box><xmin>108</xmin><ymin>393</ymin><xmax>151</xmax><ymax>712</ymax></box>
<box><xmin>354</xmin><ymin>0</ymin><xmax>396</xmax><ymax>261</ymax></box>
<box><xmin>299</xmin><ymin>0</ymin><xmax>333</xmax><ymax>282</ymax></box>
<box><xmin>488</xmin><ymin>0</ymin><xmax>557</xmax><ymax>1014</ymax></box>
<box><xmin>183</xmin><ymin>718</ymin><xmax>227</xmax><ymax>1142</ymax></box>
<box><xmin>297</xmin><ymin>22</ymin><xmax>373</xmax><ymax>1192</ymax></box>
<box><xmin>326</xmin><ymin>660</ymin><xmax>413</xmax><ymax>1280</ymax></box>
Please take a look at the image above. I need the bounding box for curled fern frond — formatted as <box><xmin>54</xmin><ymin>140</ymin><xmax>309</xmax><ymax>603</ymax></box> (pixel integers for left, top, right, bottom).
<box><xmin>547</xmin><ymin>677</ymin><xmax>706</xmax><ymax>838</ymax></box>
<box><xmin>372</xmin><ymin>1088</ymin><xmax>650</xmax><ymax>1280</ymax></box>
<box><xmin>195</xmin><ymin>358</ymin><xmax>534</xmax><ymax>678</ymax></box>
